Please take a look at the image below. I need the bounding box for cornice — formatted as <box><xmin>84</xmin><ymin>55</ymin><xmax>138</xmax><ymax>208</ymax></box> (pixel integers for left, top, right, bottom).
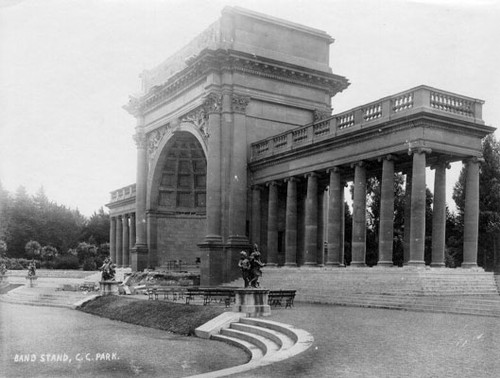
<box><xmin>124</xmin><ymin>49</ymin><xmax>349</xmax><ymax>117</ymax></box>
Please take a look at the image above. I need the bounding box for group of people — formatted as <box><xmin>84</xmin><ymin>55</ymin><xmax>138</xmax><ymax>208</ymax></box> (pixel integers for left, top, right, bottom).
<box><xmin>238</xmin><ymin>244</ymin><xmax>265</xmax><ymax>288</ymax></box>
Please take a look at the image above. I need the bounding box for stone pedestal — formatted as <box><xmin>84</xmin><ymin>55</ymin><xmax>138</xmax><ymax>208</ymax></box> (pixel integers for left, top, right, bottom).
<box><xmin>232</xmin><ymin>288</ymin><xmax>271</xmax><ymax>317</ymax></box>
<box><xmin>25</xmin><ymin>276</ymin><xmax>38</xmax><ymax>287</ymax></box>
<box><xmin>100</xmin><ymin>281</ymin><xmax>122</xmax><ymax>296</ymax></box>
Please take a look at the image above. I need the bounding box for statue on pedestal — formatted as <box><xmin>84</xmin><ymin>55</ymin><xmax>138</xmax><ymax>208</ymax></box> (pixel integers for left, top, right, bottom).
<box><xmin>238</xmin><ymin>251</ymin><xmax>251</xmax><ymax>287</ymax></box>
<box><xmin>100</xmin><ymin>257</ymin><xmax>116</xmax><ymax>281</ymax></box>
<box><xmin>238</xmin><ymin>244</ymin><xmax>266</xmax><ymax>288</ymax></box>
<box><xmin>27</xmin><ymin>260</ymin><xmax>36</xmax><ymax>277</ymax></box>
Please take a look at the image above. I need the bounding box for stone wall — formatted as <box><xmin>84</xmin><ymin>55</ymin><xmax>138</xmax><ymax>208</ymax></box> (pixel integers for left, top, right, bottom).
<box><xmin>156</xmin><ymin>215</ymin><xmax>206</xmax><ymax>267</ymax></box>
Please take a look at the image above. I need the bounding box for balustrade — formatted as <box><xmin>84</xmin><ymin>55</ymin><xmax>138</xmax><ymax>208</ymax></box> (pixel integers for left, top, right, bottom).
<box><xmin>250</xmin><ymin>85</ymin><xmax>484</xmax><ymax>161</ymax></box>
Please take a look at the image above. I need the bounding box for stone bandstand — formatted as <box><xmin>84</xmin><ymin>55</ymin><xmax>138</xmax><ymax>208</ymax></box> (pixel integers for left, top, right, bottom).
<box><xmin>106</xmin><ymin>6</ymin><xmax>495</xmax><ymax>287</ymax></box>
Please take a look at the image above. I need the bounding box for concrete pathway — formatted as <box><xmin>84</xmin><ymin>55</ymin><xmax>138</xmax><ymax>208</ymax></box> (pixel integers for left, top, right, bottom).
<box><xmin>0</xmin><ymin>301</ymin><xmax>247</xmax><ymax>378</ymax></box>
<box><xmin>235</xmin><ymin>303</ymin><xmax>500</xmax><ymax>378</ymax></box>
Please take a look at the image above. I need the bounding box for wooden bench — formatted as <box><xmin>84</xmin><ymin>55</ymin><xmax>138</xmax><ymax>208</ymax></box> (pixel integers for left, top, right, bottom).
<box><xmin>146</xmin><ymin>287</ymin><xmax>185</xmax><ymax>301</ymax></box>
<box><xmin>185</xmin><ymin>287</ymin><xmax>235</xmax><ymax>307</ymax></box>
<box><xmin>268</xmin><ymin>290</ymin><xmax>296</xmax><ymax>308</ymax></box>
<box><xmin>79</xmin><ymin>281</ymin><xmax>97</xmax><ymax>292</ymax></box>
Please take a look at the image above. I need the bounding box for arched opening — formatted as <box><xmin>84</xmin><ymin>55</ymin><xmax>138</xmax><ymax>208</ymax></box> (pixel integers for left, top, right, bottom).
<box><xmin>150</xmin><ymin>131</ymin><xmax>207</xmax><ymax>268</ymax></box>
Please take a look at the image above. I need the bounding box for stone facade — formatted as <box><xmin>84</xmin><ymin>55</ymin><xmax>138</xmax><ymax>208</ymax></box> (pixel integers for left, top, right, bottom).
<box><xmin>107</xmin><ymin>7</ymin><xmax>495</xmax><ymax>285</ymax></box>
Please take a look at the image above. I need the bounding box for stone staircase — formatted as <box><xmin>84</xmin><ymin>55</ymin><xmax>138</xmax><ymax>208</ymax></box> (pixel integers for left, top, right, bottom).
<box><xmin>226</xmin><ymin>267</ymin><xmax>500</xmax><ymax>317</ymax></box>
<box><xmin>192</xmin><ymin>316</ymin><xmax>313</xmax><ymax>378</ymax></box>
<box><xmin>0</xmin><ymin>285</ymin><xmax>98</xmax><ymax>309</ymax></box>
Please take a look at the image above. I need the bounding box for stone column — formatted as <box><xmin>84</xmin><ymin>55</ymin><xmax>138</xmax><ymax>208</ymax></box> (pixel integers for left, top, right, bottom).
<box><xmin>326</xmin><ymin>168</ymin><xmax>342</xmax><ymax>266</ymax></box>
<box><xmin>115</xmin><ymin>215</ymin><xmax>123</xmax><ymax>267</ymax></box>
<box><xmin>304</xmin><ymin>172</ymin><xmax>318</xmax><ymax>266</ymax></box>
<box><xmin>267</xmin><ymin>181</ymin><xmax>279</xmax><ymax>266</ymax></box>
<box><xmin>403</xmin><ymin>170</ymin><xmax>412</xmax><ymax>264</ymax></box>
<box><xmin>408</xmin><ymin>148</ymin><xmax>431</xmax><ymax>266</ymax></box>
<box><xmin>431</xmin><ymin>160</ymin><xmax>448</xmax><ymax>267</ymax></box>
<box><xmin>129</xmin><ymin>213</ymin><xmax>135</xmax><ymax>266</ymax></box>
<box><xmin>251</xmin><ymin>185</ymin><xmax>262</xmax><ymax>248</ymax></box>
<box><xmin>122</xmin><ymin>214</ymin><xmax>129</xmax><ymax>268</ymax></box>
<box><xmin>131</xmin><ymin>127</ymin><xmax>149</xmax><ymax>271</ymax></box>
<box><xmin>110</xmin><ymin>217</ymin><xmax>116</xmax><ymax>263</ymax></box>
<box><xmin>351</xmin><ymin>162</ymin><xmax>367</xmax><ymax>267</ymax></box>
<box><xmin>317</xmin><ymin>188</ymin><xmax>325</xmax><ymax>266</ymax></box>
<box><xmin>285</xmin><ymin>177</ymin><xmax>298</xmax><ymax>267</ymax></box>
<box><xmin>463</xmin><ymin>157</ymin><xmax>482</xmax><ymax>268</ymax></box>
<box><xmin>339</xmin><ymin>182</ymin><xmax>346</xmax><ymax>267</ymax></box>
<box><xmin>378</xmin><ymin>155</ymin><xmax>395</xmax><ymax>266</ymax></box>
<box><xmin>198</xmin><ymin>93</ymin><xmax>224</xmax><ymax>287</ymax></box>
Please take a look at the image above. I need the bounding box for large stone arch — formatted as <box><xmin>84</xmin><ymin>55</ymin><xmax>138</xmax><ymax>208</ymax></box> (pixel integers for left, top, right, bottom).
<box><xmin>146</xmin><ymin>123</ymin><xmax>208</xmax><ymax>268</ymax></box>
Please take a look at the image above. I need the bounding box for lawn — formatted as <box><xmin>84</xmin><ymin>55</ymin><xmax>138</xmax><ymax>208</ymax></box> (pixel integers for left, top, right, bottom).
<box><xmin>78</xmin><ymin>295</ymin><xmax>226</xmax><ymax>335</ymax></box>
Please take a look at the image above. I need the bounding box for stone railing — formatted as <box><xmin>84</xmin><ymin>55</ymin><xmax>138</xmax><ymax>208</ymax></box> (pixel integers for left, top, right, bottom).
<box><xmin>110</xmin><ymin>184</ymin><xmax>136</xmax><ymax>203</ymax></box>
<box><xmin>250</xmin><ymin>85</ymin><xmax>484</xmax><ymax>160</ymax></box>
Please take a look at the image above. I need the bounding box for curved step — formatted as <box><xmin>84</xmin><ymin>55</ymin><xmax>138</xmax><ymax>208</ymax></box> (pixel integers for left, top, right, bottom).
<box><xmin>190</xmin><ymin>317</ymin><xmax>313</xmax><ymax>378</ymax></box>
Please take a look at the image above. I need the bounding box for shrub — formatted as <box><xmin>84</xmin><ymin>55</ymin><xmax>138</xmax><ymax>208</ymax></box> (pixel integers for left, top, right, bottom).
<box><xmin>82</xmin><ymin>257</ymin><xmax>96</xmax><ymax>271</ymax></box>
<box><xmin>53</xmin><ymin>255</ymin><xmax>80</xmax><ymax>270</ymax></box>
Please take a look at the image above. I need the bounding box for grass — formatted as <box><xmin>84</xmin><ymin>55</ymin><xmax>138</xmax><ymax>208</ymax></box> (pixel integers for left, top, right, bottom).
<box><xmin>0</xmin><ymin>283</ymin><xmax>22</xmax><ymax>294</ymax></box>
<box><xmin>78</xmin><ymin>296</ymin><xmax>226</xmax><ymax>335</ymax></box>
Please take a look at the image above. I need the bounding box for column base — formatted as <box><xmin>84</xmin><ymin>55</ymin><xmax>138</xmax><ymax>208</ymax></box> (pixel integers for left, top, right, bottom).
<box><xmin>284</xmin><ymin>262</ymin><xmax>297</xmax><ymax>267</ymax></box>
<box><xmin>430</xmin><ymin>262</ymin><xmax>445</xmax><ymax>268</ymax></box>
<box><xmin>377</xmin><ymin>261</ymin><xmax>395</xmax><ymax>267</ymax></box>
<box><xmin>407</xmin><ymin>260</ymin><xmax>425</xmax><ymax>266</ymax></box>
<box><xmin>461</xmin><ymin>262</ymin><xmax>478</xmax><ymax>269</ymax></box>
<box><xmin>131</xmin><ymin>244</ymin><xmax>148</xmax><ymax>272</ymax></box>
<box><xmin>303</xmin><ymin>262</ymin><xmax>317</xmax><ymax>267</ymax></box>
<box><xmin>350</xmin><ymin>262</ymin><xmax>366</xmax><ymax>267</ymax></box>
<box><xmin>266</xmin><ymin>263</ymin><xmax>278</xmax><ymax>267</ymax></box>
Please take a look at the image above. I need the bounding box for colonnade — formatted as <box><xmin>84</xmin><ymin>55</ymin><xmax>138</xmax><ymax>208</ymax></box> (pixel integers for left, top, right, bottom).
<box><xmin>251</xmin><ymin>151</ymin><xmax>482</xmax><ymax>268</ymax></box>
<box><xmin>109</xmin><ymin>213</ymin><xmax>136</xmax><ymax>268</ymax></box>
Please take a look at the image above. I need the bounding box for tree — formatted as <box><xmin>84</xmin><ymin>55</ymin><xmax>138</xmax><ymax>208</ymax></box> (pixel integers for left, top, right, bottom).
<box><xmin>452</xmin><ymin>134</ymin><xmax>500</xmax><ymax>270</ymax></box>
<box><xmin>25</xmin><ymin>240</ymin><xmax>41</xmax><ymax>259</ymax></box>
<box><xmin>81</xmin><ymin>207</ymin><xmax>110</xmax><ymax>245</ymax></box>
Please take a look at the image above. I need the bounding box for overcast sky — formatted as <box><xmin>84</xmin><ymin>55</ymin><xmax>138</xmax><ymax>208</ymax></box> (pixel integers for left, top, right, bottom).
<box><xmin>1</xmin><ymin>0</ymin><xmax>499</xmax><ymax>216</ymax></box>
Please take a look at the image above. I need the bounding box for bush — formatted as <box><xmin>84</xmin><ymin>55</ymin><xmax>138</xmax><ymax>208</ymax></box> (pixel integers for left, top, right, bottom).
<box><xmin>82</xmin><ymin>257</ymin><xmax>96</xmax><ymax>271</ymax></box>
<box><xmin>53</xmin><ymin>255</ymin><xmax>80</xmax><ymax>270</ymax></box>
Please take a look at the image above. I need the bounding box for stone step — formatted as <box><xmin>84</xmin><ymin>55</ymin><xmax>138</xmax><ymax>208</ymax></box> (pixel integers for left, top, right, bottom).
<box><xmin>230</xmin><ymin>322</ymin><xmax>294</xmax><ymax>350</ymax></box>
<box><xmin>210</xmin><ymin>333</ymin><xmax>264</xmax><ymax>361</ymax></box>
<box><xmin>220</xmin><ymin>328</ymin><xmax>280</xmax><ymax>355</ymax></box>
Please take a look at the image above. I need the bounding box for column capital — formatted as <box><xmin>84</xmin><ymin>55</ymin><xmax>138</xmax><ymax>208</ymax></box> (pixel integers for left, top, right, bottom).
<box><xmin>350</xmin><ymin>161</ymin><xmax>365</xmax><ymax>169</ymax></box>
<box><xmin>231</xmin><ymin>94</ymin><xmax>251</xmax><ymax>114</ymax></box>
<box><xmin>326</xmin><ymin>166</ymin><xmax>341</xmax><ymax>174</ymax></box>
<box><xmin>266</xmin><ymin>180</ymin><xmax>280</xmax><ymax>188</ymax></box>
<box><xmin>304</xmin><ymin>172</ymin><xmax>319</xmax><ymax>179</ymax></box>
<box><xmin>408</xmin><ymin>147</ymin><xmax>432</xmax><ymax>156</ymax></box>
<box><xmin>431</xmin><ymin>158</ymin><xmax>451</xmax><ymax>170</ymax></box>
<box><xmin>463</xmin><ymin>156</ymin><xmax>485</xmax><ymax>165</ymax></box>
<box><xmin>377</xmin><ymin>154</ymin><xmax>397</xmax><ymax>162</ymax></box>
<box><xmin>203</xmin><ymin>92</ymin><xmax>223</xmax><ymax>114</ymax></box>
<box><xmin>133</xmin><ymin>131</ymin><xmax>147</xmax><ymax>149</ymax></box>
<box><xmin>284</xmin><ymin>176</ymin><xmax>299</xmax><ymax>183</ymax></box>
<box><xmin>251</xmin><ymin>184</ymin><xmax>264</xmax><ymax>191</ymax></box>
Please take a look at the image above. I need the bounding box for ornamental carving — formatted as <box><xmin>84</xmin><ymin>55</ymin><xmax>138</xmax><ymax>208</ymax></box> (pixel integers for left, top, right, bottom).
<box><xmin>123</xmin><ymin>96</ymin><xmax>143</xmax><ymax>117</ymax></box>
<box><xmin>181</xmin><ymin>107</ymin><xmax>209</xmax><ymax>139</ymax></box>
<box><xmin>147</xmin><ymin>125</ymin><xmax>171</xmax><ymax>160</ymax></box>
<box><xmin>231</xmin><ymin>94</ymin><xmax>250</xmax><ymax>113</ymax></box>
<box><xmin>203</xmin><ymin>92</ymin><xmax>222</xmax><ymax>114</ymax></box>
<box><xmin>133</xmin><ymin>131</ymin><xmax>147</xmax><ymax>149</ymax></box>
<box><xmin>313</xmin><ymin>109</ymin><xmax>331</xmax><ymax>122</ymax></box>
